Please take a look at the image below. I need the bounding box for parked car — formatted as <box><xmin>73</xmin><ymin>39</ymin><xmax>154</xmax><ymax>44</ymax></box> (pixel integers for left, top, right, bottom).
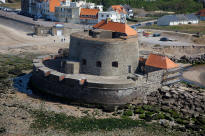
<box><xmin>160</xmin><ymin>37</ymin><xmax>170</xmax><ymax>41</ymax></box>
<box><xmin>153</xmin><ymin>33</ymin><xmax>161</xmax><ymax>37</ymax></box>
<box><xmin>33</xmin><ymin>16</ymin><xmax>38</xmax><ymax>21</ymax></box>
<box><xmin>145</xmin><ymin>22</ymin><xmax>152</xmax><ymax>26</ymax></box>
<box><xmin>131</xmin><ymin>25</ymin><xmax>137</xmax><ymax>30</ymax></box>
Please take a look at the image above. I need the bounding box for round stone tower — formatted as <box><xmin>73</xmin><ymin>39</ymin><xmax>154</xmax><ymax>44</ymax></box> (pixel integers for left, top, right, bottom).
<box><xmin>68</xmin><ymin>30</ymin><xmax>139</xmax><ymax>76</ymax></box>
<box><xmin>31</xmin><ymin>23</ymin><xmax>144</xmax><ymax>106</ymax></box>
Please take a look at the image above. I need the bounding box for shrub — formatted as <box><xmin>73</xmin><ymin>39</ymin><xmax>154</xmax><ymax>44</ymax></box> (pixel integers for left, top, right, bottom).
<box><xmin>134</xmin><ymin>108</ymin><xmax>145</xmax><ymax>114</ymax></box>
<box><xmin>152</xmin><ymin>113</ymin><xmax>165</xmax><ymax>120</ymax></box>
<box><xmin>123</xmin><ymin>110</ymin><xmax>133</xmax><ymax>116</ymax></box>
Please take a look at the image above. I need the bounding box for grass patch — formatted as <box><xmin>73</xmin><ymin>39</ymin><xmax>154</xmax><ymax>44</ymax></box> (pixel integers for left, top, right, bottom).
<box><xmin>30</xmin><ymin>110</ymin><xmax>146</xmax><ymax>132</ymax></box>
<box><xmin>142</xmin><ymin>22</ymin><xmax>205</xmax><ymax>35</ymax></box>
<box><xmin>0</xmin><ymin>54</ymin><xmax>33</xmax><ymax>80</ymax></box>
<box><xmin>0</xmin><ymin>2</ymin><xmax>21</xmax><ymax>9</ymax></box>
<box><xmin>30</xmin><ymin>110</ymin><xmax>184</xmax><ymax>136</ymax></box>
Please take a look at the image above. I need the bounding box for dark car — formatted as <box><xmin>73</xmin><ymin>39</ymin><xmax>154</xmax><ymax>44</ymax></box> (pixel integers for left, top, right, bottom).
<box><xmin>153</xmin><ymin>33</ymin><xmax>161</xmax><ymax>37</ymax></box>
<box><xmin>33</xmin><ymin>16</ymin><xmax>38</xmax><ymax>21</ymax></box>
<box><xmin>160</xmin><ymin>37</ymin><xmax>169</xmax><ymax>41</ymax></box>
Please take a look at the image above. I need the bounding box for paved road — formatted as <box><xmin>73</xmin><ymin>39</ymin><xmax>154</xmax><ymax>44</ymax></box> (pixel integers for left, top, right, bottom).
<box><xmin>0</xmin><ymin>10</ymin><xmax>86</xmax><ymax>29</ymax></box>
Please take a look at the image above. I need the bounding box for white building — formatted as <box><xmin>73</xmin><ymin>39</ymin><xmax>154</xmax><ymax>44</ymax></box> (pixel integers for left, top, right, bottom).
<box><xmin>70</xmin><ymin>1</ymin><xmax>103</xmax><ymax>11</ymax></box>
<box><xmin>0</xmin><ymin>0</ymin><xmax>5</xmax><ymax>3</ymax></box>
<box><xmin>157</xmin><ymin>14</ymin><xmax>199</xmax><ymax>26</ymax></box>
<box><xmin>98</xmin><ymin>11</ymin><xmax>126</xmax><ymax>23</ymax></box>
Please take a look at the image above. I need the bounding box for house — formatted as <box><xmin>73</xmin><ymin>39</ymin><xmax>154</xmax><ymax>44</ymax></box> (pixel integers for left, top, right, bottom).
<box><xmin>98</xmin><ymin>11</ymin><xmax>126</xmax><ymax>23</ymax></box>
<box><xmin>21</xmin><ymin>0</ymin><xmax>103</xmax><ymax>23</ymax></box>
<box><xmin>22</xmin><ymin>0</ymin><xmax>67</xmax><ymax>20</ymax></box>
<box><xmin>70</xmin><ymin>0</ymin><xmax>103</xmax><ymax>11</ymax></box>
<box><xmin>122</xmin><ymin>4</ymin><xmax>134</xmax><ymax>18</ymax></box>
<box><xmin>185</xmin><ymin>14</ymin><xmax>199</xmax><ymax>24</ymax></box>
<box><xmin>157</xmin><ymin>14</ymin><xmax>199</xmax><ymax>26</ymax></box>
<box><xmin>0</xmin><ymin>0</ymin><xmax>5</xmax><ymax>3</ymax></box>
<box><xmin>80</xmin><ymin>8</ymin><xmax>99</xmax><ymax>25</ymax></box>
<box><xmin>93</xmin><ymin>20</ymin><xmax>137</xmax><ymax>36</ymax></box>
<box><xmin>107</xmin><ymin>5</ymin><xmax>127</xmax><ymax>14</ymax></box>
<box><xmin>55</xmin><ymin>6</ymin><xmax>80</xmax><ymax>23</ymax></box>
<box><xmin>145</xmin><ymin>53</ymin><xmax>179</xmax><ymax>73</ymax></box>
<box><xmin>197</xmin><ymin>9</ymin><xmax>205</xmax><ymax>21</ymax></box>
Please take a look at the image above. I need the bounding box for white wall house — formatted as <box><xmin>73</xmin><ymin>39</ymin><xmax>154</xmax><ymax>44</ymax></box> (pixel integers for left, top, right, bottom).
<box><xmin>98</xmin><ymin>11</ymin><xmax>126</xmax><ymax>23</ymax></box>
<box><xmin>0</xmin><ymin>0</ymin><xmax>5</xmax><ymax>3</ymax></box>
<box><xmin>157</xmin><ymin>14</ymin><xmax>199</xmax><ymax>26</ymax></box>
<box><xmin>70</xmin><ymin>1</ymin><xmax>103</xmax><ymax>11</ymax></box>
<box><xmin>185</xmin><ymin>14</ymin><xmax>199</xmax><ymax>24</ymax></box>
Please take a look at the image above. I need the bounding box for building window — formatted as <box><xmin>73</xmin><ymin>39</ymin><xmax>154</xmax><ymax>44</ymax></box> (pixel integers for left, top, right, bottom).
<box><xmin>82</xmin><ymin>59</ymin><xmax>86</xmax><ymax>65</ymax></box>
<box><xmin>112</xmin><ymin>61</ymin><xmax>118</xmax><ymax>67</ymax></box>
<box><xmin>96</xmin><ymin>61</ymin><xmax>101</xmax><ymax>67</ymax></box>
<box><xmin>101</xmin><ymin>15</ymin><xmax>104</xmax><ymax>17</ymax></box>
<box><xmin>107</xmin><ymin>15</ymin><xmax>109</xmax><ymax>17</ymax></box>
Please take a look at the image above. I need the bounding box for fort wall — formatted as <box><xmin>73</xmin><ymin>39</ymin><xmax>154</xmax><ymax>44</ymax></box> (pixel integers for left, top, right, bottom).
<box><xmin>31</xmin><ymin>54</ymin><xmax>166</xmax><ymax>105</ymax></box>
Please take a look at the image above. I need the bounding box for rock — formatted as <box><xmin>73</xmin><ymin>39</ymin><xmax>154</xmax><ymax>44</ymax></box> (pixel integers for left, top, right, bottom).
<box><xmin>179</xmin><ymin>86</ymin><xmax>189</xmax><ymax>91</ymax></box>
<box><xmin>165</xmin><ymin>92</ymin><xmax>172</xmax><ymax>98</ymax></box>
<box><xmin>161</xmin><ymin>86</ymin><xmax>170</xmax><ymax>92</ymax></box>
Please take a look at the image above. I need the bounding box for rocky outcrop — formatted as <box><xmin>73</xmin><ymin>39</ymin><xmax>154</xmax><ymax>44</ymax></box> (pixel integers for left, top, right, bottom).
<box><xmin>147</xmin><ymin>84</ymin><xmax>205</xmax><ymax>116</ymax></box>
<box><xmin>171</xmin><ymin>54</ymin><xmax>205</xmax><ymax>64</ymax></box>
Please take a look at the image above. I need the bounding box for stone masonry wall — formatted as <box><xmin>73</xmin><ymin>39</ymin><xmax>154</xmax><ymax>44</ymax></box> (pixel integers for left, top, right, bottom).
<box><xmin>68</xmin><ymin>33</ymin><xmax>139</xmax><ymax>76</ymax></box>
<box><xmin>31</xmin><ymin>54</ymin><xmax>166</xmax><ymax>106</ymax></box>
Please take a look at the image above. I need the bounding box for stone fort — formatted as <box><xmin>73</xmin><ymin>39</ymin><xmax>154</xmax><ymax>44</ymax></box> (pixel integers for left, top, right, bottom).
<box><xmin>31</xmin><ymin>21</ymin><xmax>180</xmax><ymax>106</ymax></box>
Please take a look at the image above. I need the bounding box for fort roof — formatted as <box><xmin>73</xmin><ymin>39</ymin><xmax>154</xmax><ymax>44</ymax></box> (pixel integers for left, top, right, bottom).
<box><xmin>145</xmin><ymin>54</ymin><xmax>179</xmax><ymax>69</ymax></box>
<box><xmin>93</xmin><ymin>20</ymin><xmax>137</xmax><ymax>36</ymax></box>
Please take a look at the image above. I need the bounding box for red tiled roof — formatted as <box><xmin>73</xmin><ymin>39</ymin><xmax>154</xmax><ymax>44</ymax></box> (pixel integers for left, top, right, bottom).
<box><xmin>80</xmin><ymin>17</ymin><xmax>98</xmax><ymax>20</ymax></box>
<box><xmin>111</xmin><ymin>5</ymin><xmax>127</xmax><ymax>14</ymax></box>
<box><xmin>49</xmin><ymin>0</ymin><xmax>65</xmax><ymax>13</ymax></box>
<box><xmin>93</xmin><ymin>20</ymin><xmax>137</xmax><ymax>36</ymax></box>
<box><xmin>198</xmin><ymin>9</ymin><xmax>205</xmax><ymax>16</ymax></box>
<box><xmin>145</xmin><ymin>54</ymin><xmax>179</xmax><ymax>69</ymax></box>
<box><xmin>80</xmin><ymin>8</ymin><xmax>99</xmax><ymax>16</ymax></box>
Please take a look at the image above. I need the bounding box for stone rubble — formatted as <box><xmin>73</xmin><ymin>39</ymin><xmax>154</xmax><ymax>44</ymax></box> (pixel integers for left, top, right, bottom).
<box><xmin>171</xmin><ymin>54</ymin><xmax>205</xmax><ymax>64</ymax></box>
<box><xmin>147</xmin><ymin>84</ymin><xmax>205</xmax><ymax>116</ymax></box>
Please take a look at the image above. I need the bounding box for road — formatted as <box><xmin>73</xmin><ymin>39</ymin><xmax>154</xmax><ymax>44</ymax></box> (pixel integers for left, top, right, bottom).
<box><xmin>0</xmin><ymin>10</ymin><xmax>86</xmax><ymax>29</ymax></box>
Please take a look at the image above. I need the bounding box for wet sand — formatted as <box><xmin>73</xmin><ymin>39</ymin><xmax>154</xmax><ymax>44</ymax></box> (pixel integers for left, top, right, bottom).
<box><xmin>183</xmin><ymin>65</ymin><xmax>205</xmax><ymax>87</ymax></box>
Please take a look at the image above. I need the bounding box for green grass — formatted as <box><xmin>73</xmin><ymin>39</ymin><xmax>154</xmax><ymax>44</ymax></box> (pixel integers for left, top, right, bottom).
<box><xmin>142</xmin><ymin>22</ymin><xmax>205</xmax><ymax>35</ymax></box>
<box><xmin>30</xmin><ymin>110</ymin><xmax>146</xmax><ymax>132</ymax></box>
<box><xmin>30</xmin><ymin>110</ymin><xmax>185</xmax><ymax>136</ymax></box>
<box><xmin>0</xmin><ymin>54</ymin><xmax>33</xmax><ymax>80</ymax></box>
<box><xmin>0</xmin><ymin>1</ymin><xmax>21</xmax><ymax>9</ymax></box>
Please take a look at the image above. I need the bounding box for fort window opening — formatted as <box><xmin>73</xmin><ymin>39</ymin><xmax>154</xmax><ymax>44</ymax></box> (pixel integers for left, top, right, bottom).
<box><xmin>96</xmin><ymin>61</ymin><xmax>102</xmax><ymax>67</ymax></box>
<box><xmin>128</xmin><ymin>65</ymin><xmax>132</xmax><ymax>73</ymax></box>
<box><xmin>112</xmin><ymin>61</ymin><xmax>118</xmax><ymax>67</ymax></box>
<box><xmin>82</xmin><ymin>59</ymin><xmax>87</xmax><ymax>65</ymax></box>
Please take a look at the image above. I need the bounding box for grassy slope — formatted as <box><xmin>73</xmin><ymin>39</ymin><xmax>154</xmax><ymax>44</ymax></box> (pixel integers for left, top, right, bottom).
<box><xmin>142</xmin><ymin>21</ymin><xmax>205</xmax><ymax>35</ymax></box>
<box><xmin>0</xmin><ymin>0</ymin><xmax>21</xmax><ymax>9</ymax></box>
